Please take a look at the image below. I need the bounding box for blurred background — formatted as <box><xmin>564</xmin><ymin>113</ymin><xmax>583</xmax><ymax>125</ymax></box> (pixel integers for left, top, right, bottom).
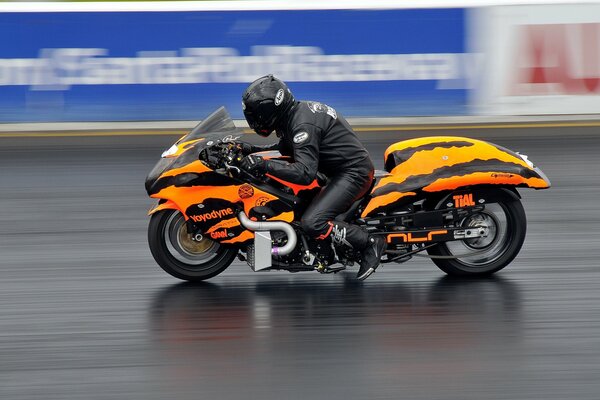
<box><xmin>4</xmin><ymin>1</ymin><xmax>600</xmax><ymax>122</ymax></box>
<box><xmin>1</xmin><ymin>1</ymin><xmax>599</xmax><ymax>399</ymax></box>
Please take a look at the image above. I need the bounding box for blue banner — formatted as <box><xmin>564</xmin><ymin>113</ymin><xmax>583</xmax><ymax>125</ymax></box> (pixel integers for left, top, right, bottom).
<box><xmin>0</xmin><ymin>8</ymin><xmax>468</xmax><ymax>122</ymax></box>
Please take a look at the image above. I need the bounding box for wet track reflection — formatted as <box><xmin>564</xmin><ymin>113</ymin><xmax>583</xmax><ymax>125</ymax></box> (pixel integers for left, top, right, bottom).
<box><xmin>149</xmin><ymin>277</ymin><xmax>522</xmax><ymax>399</ymax></box>
<box><xmin>2</xmin><ymin>127</ymin><xmax>600</xmax><ymax>399</ymax></box>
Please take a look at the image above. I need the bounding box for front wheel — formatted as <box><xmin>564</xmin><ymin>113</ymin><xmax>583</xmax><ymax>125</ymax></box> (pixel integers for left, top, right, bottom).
<box><xmin>148</xmin><ymin>209</ymin><xmax>238</xmax><ymax>281</ymax></box>
<box><xmin>427</xmin><ymin>196</ymin><xmax>527</xmax><ymax>276</ymax></box>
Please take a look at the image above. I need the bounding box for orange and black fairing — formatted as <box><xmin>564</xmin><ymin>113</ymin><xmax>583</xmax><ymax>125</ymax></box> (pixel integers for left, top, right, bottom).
<box><xmin>361</xmin><ymin>136</ymin><xmax>551</xmax><ymax>217</ymax></box>
<box><xmin>145</xmin><ymin>107</ymin><xmax>297</xmax><ymax>245</ymax></box>
<box><xmin>147</xmin><ymin>156</ymin><xmax>295</xmax><ymax>244</ymax></box>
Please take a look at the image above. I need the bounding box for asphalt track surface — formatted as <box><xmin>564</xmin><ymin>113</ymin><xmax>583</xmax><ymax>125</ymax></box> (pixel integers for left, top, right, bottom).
<box><xmin>1</xmin><ymin>124</ymin><xmax>599</xmax><ymax>400</ymax></box>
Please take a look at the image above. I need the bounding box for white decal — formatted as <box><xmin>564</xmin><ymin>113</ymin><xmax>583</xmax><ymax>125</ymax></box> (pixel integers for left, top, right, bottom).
<box><xmin>293</xmin><ymin>131</ymin><xmax>309</xmax><ymax>144</ymax></box>
<box><xmin>308</xmin><ymin>101</ymin><xmax>324</xmax><ymax>113</ymax></box>
<box><xmin>274</xmin><ymin>89</ymin><xmax>284</xmax><ymax>106</ymax></box>
<box><xmin>241</xmin><ymin>101</ymin><xmax>246</xmax><ymax>111</ymax></box>
<box><xmin>331</xmin><ymin>224</ymin><xmax>352</xmax><ymax>248</ymax></box>
<box><xmin>222</xmin><ymin>134</ymin><xmax>241</xmax><ymax>143</ymax></box>
<box><xmin>307</xmin><ymin>101</ymin><xmax>337</xmax><ymax>119</ymax></box>
<box><xmin>161</xmin><ymin>144</ymin><xmax>178</xmax><ymax>158</ymax></box>
<box><xmin>326</xmin><ymin>106</ymin><xmax>337</xmax><ymax>119</ymax></box>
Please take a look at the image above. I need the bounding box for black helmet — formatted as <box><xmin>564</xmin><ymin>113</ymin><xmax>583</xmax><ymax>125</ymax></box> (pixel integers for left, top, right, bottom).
<box><xmin>242</xmin><ymin>75</ymin><xmax>294</xmax><ymax>137</ymax></box>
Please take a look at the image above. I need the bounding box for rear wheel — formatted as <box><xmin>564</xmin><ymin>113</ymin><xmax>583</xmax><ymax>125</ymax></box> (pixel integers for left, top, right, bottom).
<box><xmin>148</xmin><ymin>209</ymin><xmax>238</xmax><ymax>281</ymax></box>
<box><xmin>427</xmin><ymin>194</ymin><xmax>526</xmax><ymax>276</ymax></box>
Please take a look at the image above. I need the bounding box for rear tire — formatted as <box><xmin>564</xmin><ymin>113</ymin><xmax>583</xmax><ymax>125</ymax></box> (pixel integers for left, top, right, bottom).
<box><xmin>148</xmin><ymin>209</ymin><xmax>238</xmax><ymax>281</ymax></box>
<box><xmin>427</xmin><ymin>195</ymin><xmax>527</xmax><ymax>276</ymax></box>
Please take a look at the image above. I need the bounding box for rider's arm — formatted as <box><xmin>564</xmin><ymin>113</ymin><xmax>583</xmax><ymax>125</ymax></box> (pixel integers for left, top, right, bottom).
<box><xmin>264</xmin><ymin>124</ymin><xmax>320</xmax><ymax>185</ymax></box>
<box><xmin>249</xmin><ymin>142</ymin><xmax>280</xmax><ymax>153</ymax></box>
<box><xmin>238</xmin><ymin>141</ymin><xmax>280</xmax><ymax>155</ymax></box>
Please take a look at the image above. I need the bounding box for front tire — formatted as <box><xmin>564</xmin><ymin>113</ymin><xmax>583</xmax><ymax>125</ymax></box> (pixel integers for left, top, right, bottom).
<box><xmin>427</xmin><ymin>195</ymin><xmax>527</xmax><ymax>276</ymax></box>
<box><xmin>148</xmin><ymin>209</ymin><xmax>238</xmax><ymax>281</ymax></box>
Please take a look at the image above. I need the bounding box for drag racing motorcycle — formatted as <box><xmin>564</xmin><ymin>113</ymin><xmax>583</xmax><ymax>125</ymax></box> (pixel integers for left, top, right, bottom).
<box><xmin>145</xmin><ymin>107</ymin><xmax>551</xmax><ymax>281</ymax></box>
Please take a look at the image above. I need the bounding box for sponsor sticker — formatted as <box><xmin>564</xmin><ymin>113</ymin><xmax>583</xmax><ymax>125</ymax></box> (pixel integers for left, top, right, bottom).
<box><xmin>222</xmin><ymin>135</ymin><xmax>241</xmax><ymax>143</ymax></box>
<box><xmin>255</xmin><ymin>196</ymin><xmax>270</xmax><ymax>207</ymax></box>
<box><xmin>210</xmin><ymin>230</ymin><xmax>228</xmax><ymax>239</ymax></box>
<box><xmin>238</xmin><ymin>184</ymin><xmax>254</xmax><ymax>199</ymax></box>
<box><xmin>210</xmin><ymin>218</ymin><xmax>241</xmax><ymax>230</ymax></box>
<box><xmin>387</xmin><ymin>230</ymin><xmax>448</xmax><ymax>243</ymax></box>
<box><xmin>491</xmin><ymin>173</ymin><xmax>514</xmax><ymax>178</ymax></box>
<box><xmin>274</xmin><ymin>89</ymin><xmax>284</xmax><ymax>106</ymax></box>
<box><xmin>189</xmin><ymin>208</ymin><xmax>233</xmax><ymax>223</ymax></box>
<box><xmin>307</xmin><ymin>101</ymin><xmax>337</xmax><ymax>119</ymax></box>
<box><xmin>453</xmin><ymin>193</ymin><xmax>475</xmax><ymax>208</ymax></box>
<box><xmin>293</xmin><ymin>131</ymin><xmax>309</xmax><ymax>144</ymax></box>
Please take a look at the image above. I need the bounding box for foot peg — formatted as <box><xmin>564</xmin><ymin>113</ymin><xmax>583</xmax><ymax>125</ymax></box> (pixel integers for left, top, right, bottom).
<box><xmin>315</xmin><ymin>262</ymin><xmax>346</xmax><ymax>274</ymax></box>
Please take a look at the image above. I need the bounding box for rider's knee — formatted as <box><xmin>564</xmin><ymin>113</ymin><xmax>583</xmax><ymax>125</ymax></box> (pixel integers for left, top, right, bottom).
<box><xmin>300</xmin><ymin>216</ymin><xmax>327</xmax><ymax>238</ymax></box>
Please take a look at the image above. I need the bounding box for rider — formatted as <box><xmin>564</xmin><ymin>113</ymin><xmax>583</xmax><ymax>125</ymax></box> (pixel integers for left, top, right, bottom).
<box><xmin>237</xmin><ymin>74</ymin><xmax>386</xmax><ymax>281</ymax></box>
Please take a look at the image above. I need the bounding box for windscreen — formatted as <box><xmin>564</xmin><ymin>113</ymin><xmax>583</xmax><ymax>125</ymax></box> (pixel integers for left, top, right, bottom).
<box><xmin>182</xmin><ymin>106</ymin><xmax>238</xmax><ymax>142</ymax></box>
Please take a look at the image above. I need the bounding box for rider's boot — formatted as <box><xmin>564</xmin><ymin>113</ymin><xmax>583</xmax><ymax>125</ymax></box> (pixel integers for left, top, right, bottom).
<box><xmin>328</xmin><ymin>222</ymin><xmax>386</xmax><ymax>281</ymax></box>
<box><xmin>357</xmin><ymin>235</ymin><xmax>387</xmax><ymax>281</ymax></box>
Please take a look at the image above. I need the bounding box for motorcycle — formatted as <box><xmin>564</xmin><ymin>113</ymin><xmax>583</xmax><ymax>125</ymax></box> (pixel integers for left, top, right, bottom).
<box><xmin>145</xmin><ymin>107</ymin><xmax>550</xmax><ymax>281</ymax></box>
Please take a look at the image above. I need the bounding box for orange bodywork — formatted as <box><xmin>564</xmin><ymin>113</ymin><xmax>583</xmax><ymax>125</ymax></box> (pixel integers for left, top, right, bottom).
<box><xmin>423</xmin><ymin>172</ymin><xmax>548</xmax><ymax>192</ymax></box>
<box><xmin>150</xmin><ymin>145</ymin><xmax>298</xmax><ymax>244</ymax></box>
<box><xmin>148</xmin><ymin>200</ymin><xmax>180</xmax><ymax>216</ymax></box>
<box><xmin>361</xmin><ymin>191</ymin><xmax>416</xmax><ymax>217</ymax></box>
<box><xmin>362</xmin><ymin>136</ymin><xmax>550</xmax><ymax>217</ymax></box>
<box><xmin>158</xmin><ymin>160</ymin><xmax>212</xmax><ymax>177</ymax></box>
<box><xmin>265</xmin><ymin>173</ymin><xmax>320</xmax><ymax>195</ymax></box>
<box><xmin>150</xmin><ymin>182</ymin><xmax>291</xmax><ymax>244</ymax></box>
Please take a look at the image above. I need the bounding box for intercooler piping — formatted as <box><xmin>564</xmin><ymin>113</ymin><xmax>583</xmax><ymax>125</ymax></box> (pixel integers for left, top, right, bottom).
<box><xmin>237</xmin><ymin>212</ymin><xmax>297</xmax><ymax>256</ymax></box>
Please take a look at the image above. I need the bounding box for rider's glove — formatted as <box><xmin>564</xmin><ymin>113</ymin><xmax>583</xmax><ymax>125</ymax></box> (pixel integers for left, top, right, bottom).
<box><xmin>236</xmin><ymin>141</ymin><xmax>255</xmax><ymax>156</ymax></box>
<box><xmin>199</xmin><ymin>147</ymin><xmax>220</xmax><ymax>166</ymax></box>
<box><xmin>240</xmin><ymin>154</ymin><xmax>267</xmax><ymax>175</ymax></box>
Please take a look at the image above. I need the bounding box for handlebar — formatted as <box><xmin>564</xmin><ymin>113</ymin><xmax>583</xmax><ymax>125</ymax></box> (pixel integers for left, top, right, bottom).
<box><xmin>200</xmin><ymin>141</ymin><xmax>327</xmax><ymax>188</ymax></box>
<box><xmin>199</xmin><ymin>141</ymin><xmax>243</xmax><ymax>171</ymax></box>
<box><xmin>199</xmin><ymin>141</ymin><xmax>263</xmax><ymax>183</ymax></box>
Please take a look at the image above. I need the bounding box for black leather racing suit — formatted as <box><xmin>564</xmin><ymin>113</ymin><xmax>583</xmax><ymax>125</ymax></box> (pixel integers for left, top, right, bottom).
<box><xmin>249</xmin><ymin>101</ymin><xmax>375</xmax><ymax>250</ymax></box>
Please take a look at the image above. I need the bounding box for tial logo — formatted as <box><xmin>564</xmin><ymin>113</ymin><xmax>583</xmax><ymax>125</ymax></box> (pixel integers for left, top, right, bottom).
<box><xmin>453</xmin><ymin>193</ymin><xmax>475</xmax><ymax>208</ymax></box>
<box><xmin>190</xmin><ymin>208</ymin><xmax>233</xmax><ymax>223</ymax></box>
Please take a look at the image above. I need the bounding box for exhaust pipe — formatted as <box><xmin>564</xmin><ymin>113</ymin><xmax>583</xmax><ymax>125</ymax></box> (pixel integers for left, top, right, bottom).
<box><xmin>238</xmin><ymin>211</ymin><xmax>297</xmax><ymax>256</ymax></box>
